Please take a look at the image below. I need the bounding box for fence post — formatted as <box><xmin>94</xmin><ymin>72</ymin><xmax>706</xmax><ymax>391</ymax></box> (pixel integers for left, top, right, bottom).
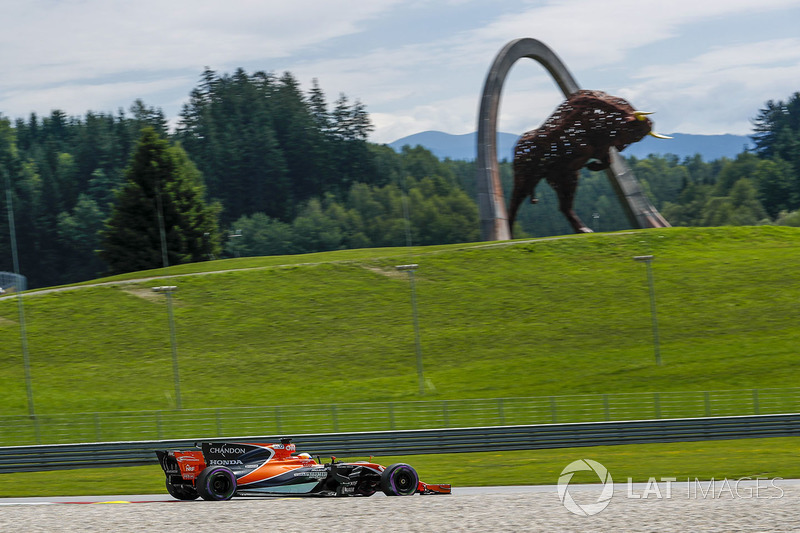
<box><xmin>752</xmin><ymin>390</ymin><xmax>760</xmax><ymax>415</ymax></box>
<box><xmin>497</xmin><ymin>398</ymin><xmax>505</xmax><ymax>426</ymax></box>
<box><xmin>156</xmin><ymin>411</ymin><xmax>162</xmax><ymax>440</ymax></box>
<box><xmin>331</xmin><ymin>405</ymin><xmax>339</xmax><ymax>432</ymax></box>
<box><xmin>550</xmin><ymin>397</ymin><xmax>558</xmax><ymax>423</ymax></box>
<box><xmin>654</xmin><ymin>393</ymin><xmax>661</xmax><ymax>419</ymax></box>
<box><xmin>442</xmin><ymin>401</ymin><xmax>450</xmax><ymax>427</ymax></box>
<box><xmin>215</xmin><ymin>409</ymin><xmax>222</xmax><ymax>436</ymax></box>
<box><xmin>704</xmin><ymin>391</ymin><xmax>711</xmax><ymax>417</ymax></box>
<box><xmin>388</xmin><ymin>402</ymin><xmax>395</xmax><ymax>431</ymax></box>
<box><xmin>603</xmin><ymin>394</ymin><xmax>610</xmax><ymax>421</ymax></box>
<box><xmin>94</xmin><ymin>413</ymin><xmax>102</xmax><ymax>442</ymax></box>
<box><xmin>276</xmin><ymin>407</ymin><xmax>282</xmax><ymax>433</ymax></box>
<box><xmin>33</xmin><ymin>416</ymin><xmax>41</xmax><ymax>445</ymax></box>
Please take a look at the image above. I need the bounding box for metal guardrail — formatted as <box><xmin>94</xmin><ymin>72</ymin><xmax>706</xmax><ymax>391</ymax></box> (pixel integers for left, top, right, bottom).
<box><xmin>1</xmin><ymin>413</ymin><xmax>798</xmax><ymax>474</ymax></box>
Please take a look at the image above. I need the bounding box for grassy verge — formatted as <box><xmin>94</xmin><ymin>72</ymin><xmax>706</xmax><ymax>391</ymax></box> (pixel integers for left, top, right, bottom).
<box><xmin>1</xmin><ymin>437</ymin><xmax>797</xmax><ymax>498</ymax></box>
<box><xmin>2</xmin><ymin>226</ymin><xmax>800</xmax><ymax>419</ymax></box>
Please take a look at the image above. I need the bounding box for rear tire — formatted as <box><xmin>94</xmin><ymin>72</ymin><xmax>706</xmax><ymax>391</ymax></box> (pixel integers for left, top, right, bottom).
<box><xmin>380</xmin><ymin>463</ymin><xmax>418</xmax><ymax>496</ymax></box>
<box><xmin>196</xmin><ymin>466</ymin><xmax>237</xmax><ymax>501</ymax></box>
<box><xmin>165</xmin><ymin>479</ymin><xmax>199</xmax><ymax>500</ymax></box>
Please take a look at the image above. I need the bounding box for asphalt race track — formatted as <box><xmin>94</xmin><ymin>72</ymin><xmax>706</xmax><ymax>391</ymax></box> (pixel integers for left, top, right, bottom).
<box><xmin>1</xmin><ymin>482</ymin><xmax>798</xmax><ymax>532</ymax></box>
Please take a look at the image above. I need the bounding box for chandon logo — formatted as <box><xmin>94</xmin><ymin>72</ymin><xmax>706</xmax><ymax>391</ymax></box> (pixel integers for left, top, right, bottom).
<box><xmin>209</xmin><ymin>446</ymin><xmax>247</xmax><ymax>455</ymax></box>
<box><xmin>557</xmin><ymin>459</ymin><xmax>614</xmax><ymax>516</ymax></box>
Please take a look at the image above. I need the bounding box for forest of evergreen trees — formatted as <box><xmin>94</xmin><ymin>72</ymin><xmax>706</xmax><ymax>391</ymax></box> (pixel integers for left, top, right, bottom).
<box><xmin>1</xmin><ymin>66</ymin><xmax>798</xmax><ymax>289</ymax></box>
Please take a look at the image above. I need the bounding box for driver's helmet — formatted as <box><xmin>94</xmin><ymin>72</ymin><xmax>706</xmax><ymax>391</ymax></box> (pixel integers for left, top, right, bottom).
<box><xmin>297</xmin><ymin>453</ymin><xmax>312</xmax><ymax>460</ymax></box>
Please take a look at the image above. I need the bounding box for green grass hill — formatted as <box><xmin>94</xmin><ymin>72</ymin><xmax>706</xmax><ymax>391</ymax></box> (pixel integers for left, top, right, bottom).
<box><xmin>1</xmin><ymin>226</ymin><xmax>799</xmax><ymax>416</ymax></box>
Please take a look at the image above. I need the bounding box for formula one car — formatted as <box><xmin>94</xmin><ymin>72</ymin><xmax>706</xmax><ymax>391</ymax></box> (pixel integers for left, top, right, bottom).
<box><xmin>156</xmin><ymin>438</ymin><xmax>451</xmax><ymax>500</ymax></box>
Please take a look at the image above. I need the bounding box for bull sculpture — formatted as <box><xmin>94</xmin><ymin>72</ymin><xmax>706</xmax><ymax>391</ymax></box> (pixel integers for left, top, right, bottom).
<box><xmin>509</xmin><ymin>90</ymin><xmax>670</xmax><ymax>235</ymax></box>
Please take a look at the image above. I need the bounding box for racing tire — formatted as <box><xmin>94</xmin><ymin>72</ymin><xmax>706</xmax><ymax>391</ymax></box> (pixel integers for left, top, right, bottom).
<box><xmin>165</xmin><ymin>479</ymin><xmax>199</xmax><ymax>500</ymax></box>
<box><xmin>380</xmin><ymin>463</ymin><xmax>418</xmax><ymax>496</ymax></box>
<box><xmin>196</xmin><ymin>466</ymin><xmax>237</xmax><ymax>501</ymax></box>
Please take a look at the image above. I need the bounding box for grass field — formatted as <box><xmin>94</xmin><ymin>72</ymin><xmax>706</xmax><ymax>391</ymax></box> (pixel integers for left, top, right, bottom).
<box><xmin>2</xmin><ymin>226</ymin><xmax>798</xmax><ymax>418</ymax></box>
<box><xmin>1</xmin><ymin>226</ymin><xmax>799</xmax><ymax>496</ymax></box>
<box><xmin>0</xmin><ymin>437</ymin><xmax>797</xmax><ymax>498</ymax></box>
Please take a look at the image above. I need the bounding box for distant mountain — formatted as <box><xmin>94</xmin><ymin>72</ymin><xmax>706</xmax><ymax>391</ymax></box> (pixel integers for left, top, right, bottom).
<box><xmin>388</xmin><ymin>130</ymin><xmax>754</xmax><ymax>162</ymax></box>
<box><xmin>389</xmin><ymin>131</ymin><xmax>519</xmax><ymax>161</ymax></box>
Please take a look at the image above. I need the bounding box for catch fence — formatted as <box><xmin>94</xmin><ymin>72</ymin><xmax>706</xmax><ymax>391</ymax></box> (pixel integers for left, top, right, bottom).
<box><xmin>4</xmin><ymin>415</ymin><xmax>800</xmax><ymax>473</ymax></box>
<box><xmin>2</xmin><ymin>387</ymin><xmax>798</xmax><ymax>446</ymax></box>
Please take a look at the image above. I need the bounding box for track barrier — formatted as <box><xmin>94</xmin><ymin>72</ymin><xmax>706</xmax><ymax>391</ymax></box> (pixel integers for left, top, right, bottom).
<box><xmin>1</xmin><ymin>413</ymin><xmax>798</xmax><ymax>474</ymax></box>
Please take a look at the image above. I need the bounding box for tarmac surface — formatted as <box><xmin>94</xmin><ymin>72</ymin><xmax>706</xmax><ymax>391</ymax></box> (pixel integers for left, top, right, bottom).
<box><xmin>1</xmin><ymin>482</ymin><xmax>798</xmax><ymax>532</ymax></box>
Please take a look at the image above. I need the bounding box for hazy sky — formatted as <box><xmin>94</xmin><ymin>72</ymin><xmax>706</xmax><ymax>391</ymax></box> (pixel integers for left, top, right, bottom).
<box><xmin>2</xmin><ymin>0</ymin><xmax>799</xmax><ymax>144</ymax></box>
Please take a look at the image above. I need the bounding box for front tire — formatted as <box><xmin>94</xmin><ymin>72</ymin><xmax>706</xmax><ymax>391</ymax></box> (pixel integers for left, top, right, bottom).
<box><xmin>196</xmin><ymin>466</ymin><xmax>237</xmax><ymax>501</ymax></box>
<box><xmin>380</xmin><ymin>463</ymin><xmax>418</xmax><ymax>496</ymax></box>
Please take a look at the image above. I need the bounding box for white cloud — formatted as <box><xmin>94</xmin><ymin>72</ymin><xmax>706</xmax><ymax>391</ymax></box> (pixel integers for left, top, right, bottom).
<box><xmin>465</xmin><ymin>0</ymin><xmax>800</xmax><ymax>70</ymax></box>
<box><xmin>0</xmin><ymin>78</ymin><xmax>195</xmax><ymax>119</ymax></box>
<box><xmin>0</xmin><ymin>0</ymin><xmax>403</xmax><ymax>101</ymax></box>
<box><xmin>633</xmin><ymin>39</ymin><xmax>800</xmax><ymax>85</ymax></box>
<box><xmin>313</xmin><ymin>0</ymin><xmax>800</xmax><ymax>141</ymax></box>
<box><xmin>2</xmin><ymin>0</ymin><xmax>799</xmax><ymax>141</ymax></box>
<box><xmin>618</xmin><ymin>38</ymin><xmax>800</xmax><ymax>134</ymax></box>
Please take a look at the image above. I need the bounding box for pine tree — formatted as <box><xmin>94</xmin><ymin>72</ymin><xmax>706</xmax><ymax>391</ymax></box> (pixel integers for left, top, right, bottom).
<box><xmin>98</xmin><ymin>128</ymin><xmax>220</xmax><ymax>275</ymax></box>
<box><xmin>752</xmin><ymin>93</ymin><xmax>800</xmax><ymax>161</ymax></box>
<box><xmin>307</xmin><ymin>78</ymin><xmax>332</xmax><ymax>133</ymax></box>
<box><xmin>176</xmin><ymin>69</ymin><xmax>289</xmax><ymax>224</ymax></box>
<box><xmin>273</xmin><ymin>72</ymin><xmax>327</xmax><ymax>208</ymax></box>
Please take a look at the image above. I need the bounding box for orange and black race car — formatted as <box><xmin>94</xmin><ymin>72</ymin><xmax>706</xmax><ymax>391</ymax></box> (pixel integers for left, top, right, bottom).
<box><xmin>156</xmin><ymin>438</ymin><xmax>451</xmax><ymax>500</ymax></box>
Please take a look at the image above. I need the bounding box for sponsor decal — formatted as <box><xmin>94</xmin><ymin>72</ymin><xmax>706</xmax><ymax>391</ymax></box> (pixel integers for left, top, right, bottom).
<box><xmin>293</xmin><ymin>470</ymin><xmax>327</xmax><ymax>478</ymax></box>
<box><xmin>176</xmin><ymin>456</ymin><xmax>201</xmax><ymax>463</ymax></box>
<box><xmin>339</xmin><ymin>483</ymin><xmax>355</xmax><ymax>494</ymax></box>
<box><xmin>209</xmin><ymin>446</ymin><xmax>247</xmax><ymax>455</ymax></box>
<box><xmin>209</xmin><ymin>459</ymin><xmax>243</xmax><ymax>466</ymax></box>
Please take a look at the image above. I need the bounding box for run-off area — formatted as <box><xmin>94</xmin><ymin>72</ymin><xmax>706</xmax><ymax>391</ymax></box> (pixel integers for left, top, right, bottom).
<box><xmin>0</xmin><ymin>484</ymin><xmax>797</xmax><ymax>532</ymax></box>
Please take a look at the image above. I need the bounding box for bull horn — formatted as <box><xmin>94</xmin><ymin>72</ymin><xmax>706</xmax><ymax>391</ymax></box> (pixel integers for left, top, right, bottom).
<box><xmin>634</xmin><ymin>111</ymin><xmax>671</xmax><ymax>138</ymax></box>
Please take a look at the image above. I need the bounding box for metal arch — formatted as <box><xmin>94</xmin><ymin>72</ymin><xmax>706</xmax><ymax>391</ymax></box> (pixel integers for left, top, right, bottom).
<box><xmin>476</xmin><ymin>38</ymin><xmax>669</xmax><ymax>241</ymax></box>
